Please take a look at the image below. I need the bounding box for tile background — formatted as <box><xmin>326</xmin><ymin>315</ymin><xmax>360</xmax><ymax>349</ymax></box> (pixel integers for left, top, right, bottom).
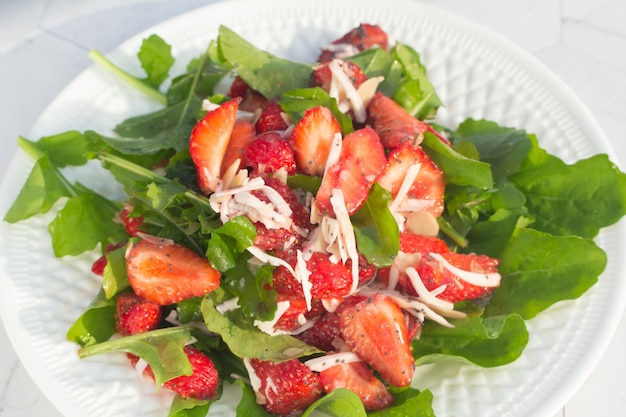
<box><xmin>1</xmin><ymin>0</ymin><xmax>625</xmax><ymax>416</ymax></box>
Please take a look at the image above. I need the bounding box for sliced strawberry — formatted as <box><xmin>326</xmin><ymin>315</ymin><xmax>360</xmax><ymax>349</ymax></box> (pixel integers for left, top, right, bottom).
<box><xmin>376</xmin><ymin>143</ymin><xmax>445</xmax><ymax>217</ymax></box>
<box><xmin>295</xmin><ymin>295</ymin><xmax>366</xmax><ymax>351</ymax></box>
<box><xmin>291</xmin><ymin>106</ymin><xmax>342</xmax><ymax>177</ymax></box>
<box><xmin>227</xmin><ymin>76</ymin><xmax>266</xmax><ymax>113</ymax></box>
<box><xmin>366</xmin><ymin>92</ymin><xmax>433</xmax><ymax>150</ymax></box>
<box><xmin>274</xmin><ymin>293</ymin><xmax>325</xmax><ymax>332</ymax></box>
<box><xmin>250</xmin><ymin>177</ymin><xmax>311</xmax><ymax>251</ymax></box>
<box><xmin>119</xmin><ymin>204</ymin><xmax>144</xmax><ymax>236</ymax></box>
<box><xmin>247</xmin><ymin>358</ymin><xmax>322</xmax><ymax>416</ymax></box>
<box><xmin>242</xmin><ymin>131</ymin><xmax>296</xmax><ymax>176</ymax></box>
<box><xmin>417</xmin><ymin>251</ymin><xmax>500</xmax><ymax>303</ymax></box>
<box><xmin>255</xmin><ymin>100</ymin><xmax>289</xmax><ymax>134</ymax></box>
<box><xmin>221</xmin><ymin>119</ymin><xmax>255</xmax><ymax>175</ymax></box>
<box><xmin>307</xmin><ymin>252</ymin><xmax>353</xmax><ymax>300</ymax></box>
<box><xmin>115</xmin><ymin>292</ymin><xmax>162</xmax><ymax>336</ymax></box>
<box><xmin>319</xmin><ymin>359</ymin><xmax>393</xmax><ymax>411</ymax></box>
<box><xmin>91</xmin><ymin>241</ymin><xmax>126</xmax><ymax>276</ymax></box>
<box><xmin>318</xmin><ymin>24</ymin><xmax>389</xmax><ymax>62</ymax></box>
<box><xmin>189</xmin><ymin>98</ymin><xmax>241</xmax><ymax>194</ymax></box>
<box><xmin>130</xmin><ymin>346</ymin><xmax>219</xmax><ymax>400</ymax></box>
<box><xmin>310</xmin><ymin>60</ymin><xmax>368</xmax><ymax>92</ymax></box>
<box><xmin>340</xmin><ymin>294</ymin><xmax>415</xmax><ymax>387</ymax></box>
<box><xmin>316</xmin><ymin>126</ymin><xmax>386</xmax><ymax>216</ymax></box>
<box><xmin>125</xmin><ymin>236</ymin><xmax>220</xmax><ymax>306</ymax></box>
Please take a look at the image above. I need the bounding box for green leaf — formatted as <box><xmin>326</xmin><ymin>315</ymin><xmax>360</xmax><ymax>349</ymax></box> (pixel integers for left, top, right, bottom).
<box><xmin>511</xmin><ymin>150</ymin><xmax>626</xmax><ymax>238</ymax></box>
<box><xmin>351</xmin><ymin>184</ymin><xmax>399</xmax><ymax>267</ymax></box>
<box><xmin>485</xmin><ymin>228</ymin><xmax>606</xmax><ymax>319</ymax></box>
<box><xmin>3</xmin><ymin>154</ymin><xmax>75</xmax><ymax>223</ymax></box>
<box><xmin>48</xmin><ymin>191</ymin><xmax>125</xmax><ymax>257</ymax></box>
<box><xmin>302</xmin><ymin>388</ymin><xmax>366</xmax><ymax>417</ymax></box>
<box><xmin>348</xmin><ymin>47</ymin><xmax>394</xmax><ymax>79</ymax></box>
<box><xmin>217</xmin><ymin>26</ymin><xmax>312</xmax><ymax>99</ymax></box>
<box><xmin>18</xmin><ymin>131</ymin><xmax>89</xmax><ymax>167</ymax></box>
<box><xmin>138</xmin><ymin>34</ymin><xmax>175</xmax><ymax>88</ymax></box>
<box><xmin>369</xmin><ymin>387</ymin><xmax>435</xmax><ymax>417</ymax></box>
<box><xmin>201</xmin><ymin>295</ymin><xmax>322</xmax><ymax>361</ymax></box>
<box><xmin>280</xmin><ymin>87</ymin><xmax>354</xmax><ymax>134</ymax></box>
<box><xmin>413</xmin><ymin>310</ymin><xmax>528</xmax><ymax>367</ymax></box>
<box><xmin>66</xmin><ymin>291</ymin><xmax>116</xmax><ymax>347</ymax></box>
<box><xmin>78</xmin><ymin>326</ymin><xmax>194</xmax><ymax>387</ymax></box>
<box><xmin>207</xmin><ymin>216</ymin><xmax>256</xmax><ymax>272</ymax></box>
<box><xmin>222</xmin><ymin>261</ymin><xmax>277</xmax><ymax>321</ymax></box>
<box><xmin>168</xmin><ymin>395</ymin><xmax>212</xmax><ymax>417</ymax></box>
<box><xmin>236</xmin><ymin>380</ymin><xmax>274</xmax><ymax>417</ymax></box>
<box><xmin>101</xmin><ymin>244</ymin><xmax>130</xmax><ymax>299</ymax></box>
<box><xmin>421</xmin><ymin>132</ymin><xmax>493</xmax><ymax>189</ymax></box>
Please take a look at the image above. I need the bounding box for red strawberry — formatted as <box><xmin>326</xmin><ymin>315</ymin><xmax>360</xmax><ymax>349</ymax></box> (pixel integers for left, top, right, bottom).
<box><xmin>227</xmin><ymin>76</ymin><xmax>266</xmax><ymax>113</ymax></box>
<box><xmin>319</xmin><ymin>359</ymin><xmax>393</xmax><ymax>411</ymax></box>
<box><xmin>125</xmin><ymin>236</ymin><xmax>220</xmax><ymax>306</ymax></box>
<box><xmin>115</xmin><ymin>292</ymin><xmax>162</xmax><ymax>336</ymax></box>
<box><xmin>291</xmin><ymin>106</ymin><xmax>342</xmax><ymax>177</ymax></box>
<box><xmin>250</xmin><ymin>177</ymin><xmax>311</xmax><ymax>251</ymax></box>
<box><xmin>247</xmin><ymin>358</ymin><xmax>322</xmax><ymax>416</ymax></box>
<box><xmin>417</xmin><ymin>252</ymin><xmax>500</xmax><ymax>303</ymax></box>
<box><xmin>119</xmin><ymin>204</ymin><xmax>144</xmax><ymax>236</ymax></box>
<box><xmin>91</xmin><ymin>241</ymin><xmax>126</xmax><ymax>276</ymax></box>
<box><xmin>221</xmin><ymin>119</ymin><xmax>255</xmax><ymax>175</ymax></box>
<box><xmin>376</xmin><ymin>143</ymin><xmax>445</xmax><ymax>217</ymax></box>
<box><xmin>255</xmin><ymin>100</ymin><xmax>289</xmax><ymax>134</ymax></box>
<box><xmin>310</xmin><ymin>60</ymin><xmax>368</xmax><ymax>92</ymax></box>
<box><xmin>366</xmin><ymin>92</ymin><xmax>432</xmax><ymax>150</ymax></box>
<box><xmin>274</xmin><ymin>293</ymin><xmax>325</xmax><ymax>332</ymax></box>
<box><xmin>307</xmin><ymin>252</ymin><xmax>354</xmax><ymax>300</ymax></box>
<box><xmin>189</xmin><ymin>98</ymin><xmax>241</xmax><ymax>194</ymax></box>
<box><xmin>318</xmin><ymin>24</ymin><xmax>389</xmax><ymax>62</ymax></box>
<box><xmin>295</xmin><ymin>295</ymin><xmax>366</xmax><ymax>351</ymax></box>
<box><xmin>316</xmin><ymin>126</ymin><xmax>386</xmax><ymax>216</ymax></box>
<box><xmin>130</xmin><ymin>346</ymin><xmax>219</xmax><ymax>400</ymax></box>
<box><xmin>340</xmin><ymin>294</ymin><xmax>415</xmax><ymax>387</ymax></box>
<box><xmin>242</xmin><ymin>131</ymin><xmax>296</xmax><ymax>176</ymax></box>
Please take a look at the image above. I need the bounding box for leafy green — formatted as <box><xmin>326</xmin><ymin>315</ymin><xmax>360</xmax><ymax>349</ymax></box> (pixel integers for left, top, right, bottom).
<box><xmin>217</xmin><ymin>25</ymin><xmax>312</xmax><ymax>99</ymax></box>
<box><xmin>236</xmin><ymin>381</ymin><xmax>274</xmax><ymax>417</ymax></box>
<box><xmin>66</xmin><ymin>290</ymin><xmax>116</xmax><ymax>347</ymax></box>
<box><xmin>78</xmin><ymin>326</ymin><xmax>194</xmax><ymax>387</ymax></box>
<box><xmin>302</xmin><ymin>389</ymin><xmax>366</xmax><ymax>417</ymax></box>
<box><xmin>369</xmin><ymin>387</ymin><xmax>435</xmax><ymax>417</ymax></box>
<box><xmin>201</xmin><ymin>293</ymin><xmax>322</xmax><ymax>361</ymax></box>
<box><xmin>101</xmin><ymin>244</ymin><xmax>130</xmax><ymax>299</ymax></box>
<box><xmin>279</xmin><ymin>87</ymin><xmax>354</xmax><ymax>134</ymax></box>
<box><xmin>168</xmin><ymin>395</ymin><xmax>213</xmax><ymax>417</ymax></box>
<box><xmin>138</xmin><ymin>34</ymin><xmax>175</xmax><ymax>89</ymax></box>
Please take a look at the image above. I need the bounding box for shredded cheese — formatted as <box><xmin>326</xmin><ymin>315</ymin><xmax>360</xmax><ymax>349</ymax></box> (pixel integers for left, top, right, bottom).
<box><xmin>253</xmin><ymin>300</ymin><xmax>291</xmax><ymax>335</ymax></box>
<box><xmin>328</xmin><ymin>59</ymin><xmax>367</xmax><ymax>123</ymax></box>
<box><xmin>429</xmin><ymin>252</ymin><xmax>501</xmax><ymax>287</ymax></box>
<box><xmin>304</xmin><ymin>351</ymin><xmax>363</xmax><ymax>372</ymax></box>
<box><xmin>243</xmin><ymin>359</ymin><xmax>265</xmax><ymax>405</ymax></box>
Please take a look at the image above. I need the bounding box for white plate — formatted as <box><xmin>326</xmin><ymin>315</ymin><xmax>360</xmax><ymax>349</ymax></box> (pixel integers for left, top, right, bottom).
<box><xmin>1</xmin><ymin>1</ymin><xmax>625</xmax><ymax>416</ymax></box>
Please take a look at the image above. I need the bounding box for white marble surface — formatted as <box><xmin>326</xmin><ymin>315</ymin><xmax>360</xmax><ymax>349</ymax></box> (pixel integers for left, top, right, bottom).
<box><xmin>0</xmin><ymin>0</ymin><xmax>625</xmax><ymax>416</ymax></box>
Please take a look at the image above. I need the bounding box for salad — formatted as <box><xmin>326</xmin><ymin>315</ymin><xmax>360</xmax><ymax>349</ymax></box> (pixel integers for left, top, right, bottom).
<box><xmin>4</xmin><ymin>22</ymin><xmax>626</xmax><ymax>417</ymax></box>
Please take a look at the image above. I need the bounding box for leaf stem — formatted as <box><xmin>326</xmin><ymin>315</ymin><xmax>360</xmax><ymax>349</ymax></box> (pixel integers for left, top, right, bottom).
<box><xmin>89</xmin><ymin>49</ymin><xmax>166</xmax><ymax>105</ymax></box>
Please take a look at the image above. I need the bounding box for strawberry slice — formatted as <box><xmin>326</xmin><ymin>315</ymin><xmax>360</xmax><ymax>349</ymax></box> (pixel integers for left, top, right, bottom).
<box><xmin>417</xmin><ymin>251</ymin><xmax>500</xmax><ymax>303</ymax></box>
<box><xmin>291</xmin><ymin>106</ymin><xmax>342</xmax><ymax>177</ymax></box>
<box><xmin>221</xmin><ymin>119</ymin><xmax>255</xmax><ymax>175</ymax></box>
<box><xmin>376</xmin><ymin>143</ymin><xmax>445</xmax><ymax>217</ymax></box>
<box><xmin>307</xmin><ymin>252</ymin><xmax>353</xmax><ymax>299</ymax></box>
<box><xmin>339</xmin><ymin>294</ymin><xmax>415</xmax><ymax>387</ymax></box>
<box><xmin>247</xmin><ymin>358</ymin><xmax>322</xmax><ymax>416</ymax></box>
<box><xmin>318</xmin><ymin>24</ymin><xmax>389</xmax><ymax>62</ymax></box>
<box><xmin>189</xmin><ymin>98</ymin><xmax>241</xmax><ymax>194</ymax></box>
<box><xmin>227</xmin><ymin>75</ymin><xmax>266</xmax><ymax>113</ymax></box>
<box><xmin>255</xmin><ymin>100</ymin><xmax>289</xmax><ymax>134</ymax></box>
<box><xmin>242</xmin><ymin>131</ymin><xmax>296</xmax><ymax>176</ymax></box>
<box><xmin>319</xmin><ymin>359</ymin><xmax>393</xmax><ymax>411</ymax></box>
<box><xmin>129</xmin><ymin>346</ymin><xmax>219</xmax><ymax>400</ymax></box>
<box><xmin>115</xmin><ymin>292</ymin><xmax>162</xmax><ymax>336</ymax></box>
<box><xmin>316</xmin><ymin>126</ymin><xmax>386</xmax><ymax>216</ymax></box>
<box><xmin>310</xmin><ymin>60</ymin><xmax>368</xmax><ymax>92</ymax></box>
<box><xmin>366</xmin><ymin>92</ymin><xmax>432</xmax><ymax>150</ymax></box>
<box><xmin>125</xmin><ymin>236</ymin><xmax>220</xmax><ymax>306</ymax></box>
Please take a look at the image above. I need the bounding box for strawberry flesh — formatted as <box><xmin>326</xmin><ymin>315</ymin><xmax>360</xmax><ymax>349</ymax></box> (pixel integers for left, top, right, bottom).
<box><xmin>115</xmin><ymin>292</ymin><xmax>162</xmax><ymax>336</ymax></box>
<box><xmin>242</xmin><ymin>131</ymin><xmax>296</xmax><ymax>176</ymax></box>
<box><xmin>125</xmin><ymin>236</ymin><xmax>220</xmax><ymax>306</ymax></box>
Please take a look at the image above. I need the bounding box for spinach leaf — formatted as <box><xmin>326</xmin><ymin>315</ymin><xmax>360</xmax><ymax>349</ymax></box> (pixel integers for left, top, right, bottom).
<box><xmin>66</xmin><ymin>290</ymin><xmax>116</xmax><ymax>347</ymax></box>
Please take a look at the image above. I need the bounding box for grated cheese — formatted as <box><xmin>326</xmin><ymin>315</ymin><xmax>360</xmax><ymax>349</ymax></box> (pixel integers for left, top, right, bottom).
<box><xmin>304</xmin><ymin>351</ymin><xmax>363</xmax><ymax>372</ymax></box>
<box><xmin>429</xmin><ymin>252</ymin><xmax>501</xmax><ymax>287</ymax></box>
<box><xmin>328</xmin><ymin>59</ymin><xmax>367</xmax><ymax>123</ymax></box>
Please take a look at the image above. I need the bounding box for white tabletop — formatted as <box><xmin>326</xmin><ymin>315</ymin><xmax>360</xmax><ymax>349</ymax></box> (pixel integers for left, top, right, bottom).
<box><xmin>1</xmin><ymin>1</ymin><xmax>625</xmax><ymax>416</ymax></box>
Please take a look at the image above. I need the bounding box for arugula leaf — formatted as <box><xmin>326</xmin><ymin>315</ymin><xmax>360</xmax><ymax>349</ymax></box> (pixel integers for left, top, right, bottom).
<box><xmin>206</xmin><ymin>216</ymin><xmax>256</xmax><ymax>272</ymax></box>
<box><xmin>351</xmin><ymin>184</ymin><xmax>399</xmax><ymax>267</ymax></box>
<box><xmin>236</xmin><ymin>380</ymin><xmax>274</xmax><ymax>417</ymax></box>
<box><xmin>18</xmin><ymin>132</ymin><xmax>89</xmax><ymax>167</ymax></box>
<box><xmin>101</xmin><ymin>244</ymin><xmax>130</xmax><ymax>299</ymax></box>
<box><xmin>280</xmin><ymin>87</ymin><xmax>354</xmax><ymax>134</ymax></box>
<box><xmin>485</xmin><ymin>228</ymin><xmax>606</xmax><ymax>319</ymax></box>
<box><xmin>302</xmin><ymin>389</ymin><xmax>366</xmax><ymax>417</ymax></box>
<box><xmin>3</xmin><ymin>154</ymin><xmax>75</xmax><ymax>223</ymax></box>
<box><xmin>201</xmin><ymin>294</ymin><xmax>322</xmax><ymax>361</ymax></box>
<box><xmin>78</xmin><ymin>326</ymin><xmax>194</xmax><ymax>387</ymax></box>
<box><xmin>138</xmin><ymin>34</ymin><xmax>175</xmax><ymax>88</ymax></box>
<box><xmin>217</xmin><ymin>26</ymin><xmax>312</xmax><ymax>99</ymax></box>
<box><xmin>168</xmin><ymin>395</ymin><xmax>212</xmax><ymax>417</ymax></box>
<box><xmin>66</xmin><ymin>290</ymin><xmax>116</xmax><ymax>347</ymax></box>
<box><xmin>413</xmin><ymin>309</ymin><xmax>528</xmax><ymax>367</ymax></box>
<box><xmin>222</xmin><ymin>261</ymin><xmax>277</xmax><ymax>321</ymax></box>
